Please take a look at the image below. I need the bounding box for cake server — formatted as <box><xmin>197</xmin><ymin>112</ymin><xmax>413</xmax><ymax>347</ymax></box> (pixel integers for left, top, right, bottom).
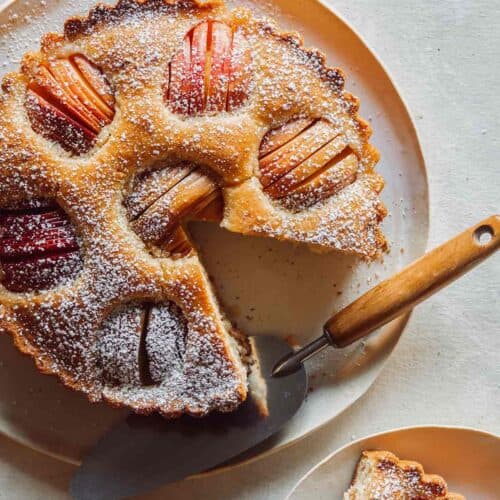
<box><xmin>71</xmin><ymin>215</ymin><xmax>499</xmax><ymax>500</ymax></box>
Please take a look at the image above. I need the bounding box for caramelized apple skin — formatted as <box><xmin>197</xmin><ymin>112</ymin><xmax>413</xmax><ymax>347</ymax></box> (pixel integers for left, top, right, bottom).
<box><xmin>25</xmin><ymin>55</ymin><xmax>115</xmax><ymax>154</ymax></box>
<box><xmin>0</xmin><ymin>204</ymin><xmax>82</xmax><ymax>293</ymax></box>
<box><xmin>166</xmin><ymin>20</ymin><xmax>251</xmax><ymax>116</ymax></box>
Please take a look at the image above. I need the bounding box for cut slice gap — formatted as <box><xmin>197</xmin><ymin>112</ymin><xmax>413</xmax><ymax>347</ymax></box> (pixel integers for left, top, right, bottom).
<box><xmin>259</xmin><ymin>119</ymin><xmax>339</xmax><ymax>187</ymax></box>
<box><xmin>265</xmin><ymin>135</ymin><xmax>347</xmax><ymax>199</ymax></box>
<box><xmin>138</xmin><ymin>304</ymin><xmax>155</xmax><ymax>386</ymax></box>
<box><xmin>206</xmin><ymin>21</ymin><xmax>232</xmax><ymax>113</ymax></box>
<box><xmin>259</xmin><ymin>118</ymin><xmax>317</xmax><ymax>158</ymax></box>
<box><xmin>190</xmin><ymin>21</ymin><xmax>209</xmax><ymax>115</ymax></box>
<box><xmin>226</xmin><ymin>28</ymin><xmax>252</xmax><ymax>112</ymax></box>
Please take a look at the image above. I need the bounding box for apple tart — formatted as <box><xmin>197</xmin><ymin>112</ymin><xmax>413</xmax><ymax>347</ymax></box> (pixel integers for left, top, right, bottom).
<box><xmin>0</xmin><ymin>0</ymin><xmax>387</xmax><ymax>416</ymax></box>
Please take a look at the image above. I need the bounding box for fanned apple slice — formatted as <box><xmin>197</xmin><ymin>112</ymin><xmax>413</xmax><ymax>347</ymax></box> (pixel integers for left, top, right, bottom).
<box><xmin>1</xmin><ymin>252</ymin><xmax>83</xmax><ymax>294</ymax></box>
<box><xmin>265</xmin><ymin>134</ymin><xmax>348</xmax><ymax>198</ymax></box>
<box><xmin>166</xmin><ymin>20</ymin><xmax>251</xmax><ymax>116</ymax></box>
<box><xmin>259</xmin><ymin>119</ymin><xmax>361</xmax><ymax>209</ymax></box>
<box><xmin>48</xmin><ymin>59</ymin><xmax>111</xmax><ymax>124</ymax></box>
<box><xmin>226</xmin><ymin>29</ymin><xmax>252</xmax><ymax>112</ymax></box>
<box><xmin>259</xmin><ymin>118</ymin><xmax>315</xmax><ymax>157</ymax></box>
<box><xmin>282</xmin><ymin>152</ymin><xmax>358</xmax><ymax>209</ymax></box>
<box><xmin>100</xmin><ymin>304</ymin><xmax>145</xmax><ymax>386</ymax></box>
<box><xmin>259</xmin><ymin>119</ymin><xmax>339</xmax><ymax>187</ymax></box>
<box><xmin>100</xmin><ymin>301</ymin><xmax>188</xmax><ymax>388</ymax></box>
<box><xmin>29</xmin><ymin>66</ymin><xmax>102</xmax><ymax>133</ymax></box>
<box><xmin>189</xmin><ymin>21</ymin><xmax>209</xmax><ymax>114</ymax></box>
<box><xmin>26</xmin><ymin>54</ymin><xmax>115</xmax><ymax>154</ymax></box>
<box><xmin>126</xmin><ymin>164</ymin><xmax>196</xmax><ymax>220</ymax></box>
<box><xmin>194</xmin><ymin>195</ymin><xmax>224</xmax><ymax>222</ymax></box>
<box><xmin>206</xmin><ymin>21</ymin><xmax>232</xmax><ymax>113</ymax></box>
<box><xmin>163</xmin><ymin>226</ymin><xmax>193</xmax><ymax>257</ymax></box>
<box><xmin>71</xmin><ymin>55</ymin><xmax>115</xmax><ymax>109</ymax></box>
<box><xmin>131</xmin><ymin>169</ymin><xmax>219</xmax><ymax>246</ymax></box>
<box><xmin>25</xmin><ymin>89</ymin><xmax>96</xmax><ymax>153</ymax></box>
<box><xmin>0</xmin><ymin>203</ymin><xmax>82</xmax><ymax>293</ymax></box>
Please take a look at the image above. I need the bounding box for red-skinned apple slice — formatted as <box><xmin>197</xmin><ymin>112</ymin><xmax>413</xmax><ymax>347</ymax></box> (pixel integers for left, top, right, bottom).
<box><xmin>166</xmin><ymin>21</ymin><xmax>251</xmax><ymax>115</ymax></box>
<box><xmin>259</xmin><ymin>118</ymin><xmax>316</xmax><ymax>158</ymax></box>
<box><xmin>1</xmin><ymin>251</ymin><xmax>82</xmax><ymax>293</ymax></box>
<box><xmin>29</xmin><ymin>66</ymin><xmax>102</xmax><ymax>134</ymax></box>
<box><xmin>189</xmin><ymin>21</ymin><xmax>209</xmax><ymax>114</ymax></box>
<box><xmin>0</xmin><ymin>210</ymin><xmax>72</xmax><ymax>237</ymax></box>
<box><xmin>206</xmin><ymin>21</ymin><xmax>232</xmax><ymax>113</ymax></box>
<box><xmin>25</xmin><ymin>89</ymin><xmax>96</xmax><ymax>153</ymax></box>
<box><xmin>0</xmin><ymin>204</ymin><xmax>82</xmax><ymax>293</ymax></box>
<box><xmin>48</xmin><ymin>59</ymin><xmax>112</xmax><ymax>125</ymax></box>
<box><xmin>71</xmin><ymin>55</ymin><xmax>115</xmax><ymax>110</ymax></box>
<box><xmin>226</xmin><ymin>29</ymin><xmax>251</xmax><ymax>112</ymax></box>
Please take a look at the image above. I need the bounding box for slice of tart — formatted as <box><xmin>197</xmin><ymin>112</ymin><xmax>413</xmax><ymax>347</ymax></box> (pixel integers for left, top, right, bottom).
<box><xmin>345</xmin><ymin>451</ymin><xmax>465</xmax><ymax>500</ymax></box>
<box><xmin>0</xmin><ymin>0</ymin><xmax>387</xmax><ymax>417</ymax></box>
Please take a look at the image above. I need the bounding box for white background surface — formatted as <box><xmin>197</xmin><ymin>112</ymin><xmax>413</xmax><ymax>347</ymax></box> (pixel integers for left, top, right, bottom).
<box><xmin>0</xmin><ymin>0</ymin><xmax>499</xmax><ymax>498</ymax></box>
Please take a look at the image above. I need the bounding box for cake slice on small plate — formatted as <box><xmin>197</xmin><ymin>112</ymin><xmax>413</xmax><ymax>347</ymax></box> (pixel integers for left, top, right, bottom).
<box><xmin>344</xmin><ymin>450</ymin><xmax>465</xmax><ymax>499</ymax></box>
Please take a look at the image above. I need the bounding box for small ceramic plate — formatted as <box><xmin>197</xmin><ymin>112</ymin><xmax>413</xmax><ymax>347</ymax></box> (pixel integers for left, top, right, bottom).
<box><xmin>288</xmin><ymin>426</ymin><xmax>500</xmax><ymax>500</ymax></box>
<box><xmin>0</xmin><ymin>0</ymin><xmax>428</xmax><ymax>467</ymax></box>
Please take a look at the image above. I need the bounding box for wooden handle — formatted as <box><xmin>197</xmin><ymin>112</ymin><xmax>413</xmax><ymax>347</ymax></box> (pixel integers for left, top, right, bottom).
<box><xmin>324</xmin><ymin>215</ymin><xmax>500</xmax><ymax>348</ymax></box>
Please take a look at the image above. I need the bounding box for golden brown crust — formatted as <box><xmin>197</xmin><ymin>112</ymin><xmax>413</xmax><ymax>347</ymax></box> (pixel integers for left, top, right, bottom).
<box><xmin>345</xmin><ymin>451</ymin><xmax>465</xmax><ymax>499</ymax></box>
<box><xmin>0</xmin><ymin>0</ymin><xmax>387</xmax><ymax>416</ymax></box>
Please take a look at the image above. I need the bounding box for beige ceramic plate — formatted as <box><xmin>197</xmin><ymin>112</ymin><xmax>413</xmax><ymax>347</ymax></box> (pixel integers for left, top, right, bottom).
<box><xmin>288</xmin><ymin>426</ymin><xmax>500</xmax><ymax>499</ymax></box>
<box><xmin>0</xmin><ymin>0</ymin><xmax>428</xmax><ymax>467</ymax></box>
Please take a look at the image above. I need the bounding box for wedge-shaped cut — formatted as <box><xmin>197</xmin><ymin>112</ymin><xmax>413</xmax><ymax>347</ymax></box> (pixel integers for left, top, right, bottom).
<box><xmin>166</xmin><ymin>20</ymin><xmax>251</xmax><ymax>115</ymax></box>
<box><xmin>25</xmin><ymin>54</ymin><xmax>115</xmax><ymax>154</ymax></box>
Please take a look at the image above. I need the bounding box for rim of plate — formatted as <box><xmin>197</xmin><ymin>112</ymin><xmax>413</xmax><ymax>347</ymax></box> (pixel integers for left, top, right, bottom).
<box><xmin>0</xmin><ymin>0</ymin><xmax>430</xmax><ymax>473</ymax></box>
<box><xmin>286</xmin><ymin>425</ymin><xmax>500</xmax><ymax>500</ymax></box>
